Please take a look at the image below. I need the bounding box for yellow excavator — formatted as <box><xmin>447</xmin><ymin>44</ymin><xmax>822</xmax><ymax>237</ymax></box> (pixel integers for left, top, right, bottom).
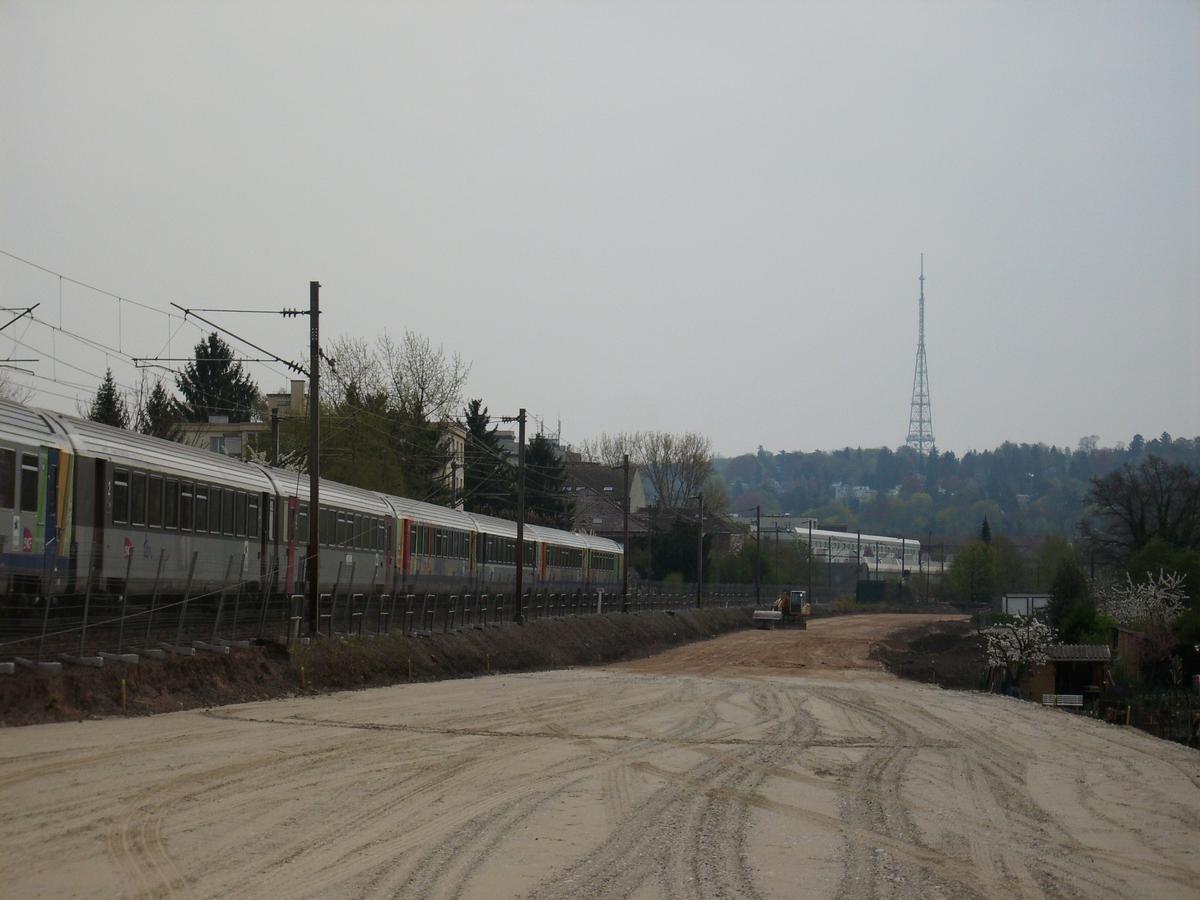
<box><xmin>753</xmin><ymin>590</ymin><xmax>811</xmax><ymax>630</ymax></box>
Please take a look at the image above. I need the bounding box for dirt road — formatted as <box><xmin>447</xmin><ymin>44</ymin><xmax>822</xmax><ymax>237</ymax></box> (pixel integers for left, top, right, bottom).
<box><xmin>2</xmin><ymin>614</ymin><xmax>1197</xmax><ymax>898</ymax></box>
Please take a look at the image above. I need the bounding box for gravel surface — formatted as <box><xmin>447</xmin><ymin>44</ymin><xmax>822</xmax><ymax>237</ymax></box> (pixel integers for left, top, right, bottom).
<box><xmin>2</xmin><ymin>614</ymin><xmax>1197</xmax><ymax>898</ymax></box>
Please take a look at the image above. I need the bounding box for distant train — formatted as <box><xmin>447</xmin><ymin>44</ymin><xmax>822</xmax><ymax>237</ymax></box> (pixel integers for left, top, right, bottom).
<box><xmin>0</xmin><ymin>399</ymin><xmax>622</xmax><ymax>598</ymax></box>
<box><xmin>786</xmin><ymin>525</ymin><xmax>921</xmax><ymax>575</ymax></box>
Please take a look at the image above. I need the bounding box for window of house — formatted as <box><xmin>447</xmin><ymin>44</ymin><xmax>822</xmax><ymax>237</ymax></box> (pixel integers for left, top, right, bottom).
<box><xmin>130</xmin><ymin>472</ymin><xmax>147</xmax><ymax>526</ymax></box>
<box><xmin>20</xmin><ymin>453</ymin><xmax>39</xmax><ymax>513</ymax></box>
<box><xmin>0</xmin><ymin>448</ymin><xmax>15</xmax><ymax>508</ymax></box>
<box><xmin>147</xmin><ymin>476</ymin><xmax>163</xmax><ymax>527</ymax></box>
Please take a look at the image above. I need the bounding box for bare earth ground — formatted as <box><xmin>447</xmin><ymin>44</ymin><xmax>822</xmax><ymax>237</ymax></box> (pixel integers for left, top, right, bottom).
<box><xmin>1</xmin><ymin>614</ymin><xmax>1198</xmax><ymax>899</ymax></box>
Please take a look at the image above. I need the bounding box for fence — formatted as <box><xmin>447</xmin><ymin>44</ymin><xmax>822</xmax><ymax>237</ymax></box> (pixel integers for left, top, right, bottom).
<box><xmin>0</xmin><ymin>552</ymin><xmax>784</xmax><ymax>671</ymax></box>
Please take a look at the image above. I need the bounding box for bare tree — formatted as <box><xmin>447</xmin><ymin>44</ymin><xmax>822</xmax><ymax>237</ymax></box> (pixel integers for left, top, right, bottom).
<box><xmin>1082</xmin><ymin>456</ymin><xmax>1200</xmax><ymax>562</ymax></box>
<box><xmin>0</xmin><ymin>369</ymin><xmax>32</xmax><ymax>404</ymax></box>
<box><xmin>378</xmin><ymin>331</ymin><xmax>470</xmax><ymax>421</ymax></box>
<box><xmin>583</xmin><ymin>430</ymin><xmax>714</xmax><ymax>509</ymax></box>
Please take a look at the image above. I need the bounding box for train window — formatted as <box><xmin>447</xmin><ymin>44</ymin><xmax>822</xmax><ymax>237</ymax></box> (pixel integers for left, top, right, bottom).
<box><xmin>222</xmin><ymin>490</ymin><xmax>235</xmax><ymax>536</ymax></box>
<box><xmin>130</xmin><ymin>472</ymin><xmax>147</xmax><ymax>526</ymax></box>
<box><xmin>112</xmin><ymin>469</ymin><xmax>130</xmax><ymax>524</ymax></box>
<box><xmin>234</xmin><ymin>492</ymin><xmax>247</xmax><ymax>536</ymax></box>
<box><xmin>180</xmin><ymin>483</ymin><xmax>193</xmax><ymax>531</ymax></box>
<box><xmin>248</xmin><ymin>496</ymin><xmax>259</xmax><ymax>538</ymax></box>
<box><xmin>147</xmin><ymin>476</ymin><xmax>163</xmax><ymax>527</ymax></box>
<box><xmin>379</xmin><ymin>520</ymin><xmax>386</xmax><ymax>552</ymax></box>
<box><xmin>0</xmin><ymin>448</ymin><xmax>14</xmax><ymax>508</ymax></box>
<box><xmin>355</xmin><ymin>514</ymin><xmax>364</xmax><ymax>549</ymax></box>
<box><xmin>20</xmin><ymin>453</ymin><xmax>39</xmax><ymax>513</ymax></box>
<box><xmin>194</xmin><ymin>486</ymin><xmax>208</xmax><ymax>532</ymax></box>
<box><xmin>164</xmin><ymin>480</ymin><xmax>178</xmax><ymax>529</ymax></box>
<box><xmin>296</xmin><ymin>503</ymin><xmax>308</xmax><ymax>540</ymax></box>
<box><xmin>208</xmin><ymin>487</ymin><xmax>220</xmax><ymax>533</ymax></box>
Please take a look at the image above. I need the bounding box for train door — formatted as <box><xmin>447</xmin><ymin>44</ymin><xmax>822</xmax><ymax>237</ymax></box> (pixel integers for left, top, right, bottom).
<box><xmin>401</xmin><ymin>517</ymin><xmax>412</xmax><ymax>583</ymax></box>
<box><xmin>92</xmin><ymin>459</ymin><xmax>107</xmax><ymax>583</ymax></box>
<box><xmin>38</xmin><ymin>448</ymin><xmax>58</xmax><ymax>586</ymax></box>
<box><xmin>539</xmin><ymin>543</ymin><xmax>547</xmax><ymax>585</ymax></box>
<box><xmin>259</xmin><ymin>491</ymin><xmax>273</xmax><ymax>592</ymax></box>
<box><xmin>284</xmin><ymin>496</ymin><xmax>297</xmax><ymax>596</ymax></box>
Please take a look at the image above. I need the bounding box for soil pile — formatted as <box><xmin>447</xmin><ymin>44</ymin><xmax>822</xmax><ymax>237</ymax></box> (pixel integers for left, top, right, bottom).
<box><xmin>1</xmin><ymin>608</ymin><xmax>750</xmax><ymax>726</ymax></box>
<box><xmin>871</xmin><ymin>617</ymin><xmax>986</xmax><ymax>689</ymax></box>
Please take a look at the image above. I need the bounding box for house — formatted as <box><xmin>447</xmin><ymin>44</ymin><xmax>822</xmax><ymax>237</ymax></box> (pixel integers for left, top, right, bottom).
<box><xmin>177</xmin><ymin>379</ymin><xmax>306</xmax><ymax>458</ymax></box>
<box><xmin>564</xmin><ymin>459</ymin><xmax>648</xmax><ymax>539</ymax></box>
<box><xmin>1001</xmin><ymin>593</ymin><xmax>1052</xmax><ymax>616</ymax></box>
<box><xmin>1022</xmin><ymin>644</ymin><xmax>1112</xmax><ymax>700</ymax></box>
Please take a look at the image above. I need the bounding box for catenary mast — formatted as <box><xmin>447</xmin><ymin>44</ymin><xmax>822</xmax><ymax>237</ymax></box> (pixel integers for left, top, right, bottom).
<box><xmin>905</xmin><ymin>254</ymin><xmax>935</xmax><ymax>454</ymax></box>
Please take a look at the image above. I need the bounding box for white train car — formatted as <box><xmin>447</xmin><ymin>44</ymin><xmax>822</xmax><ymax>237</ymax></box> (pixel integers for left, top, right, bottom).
<box><xmin>795</xmin><ymin>527</ymin><xmax>921</xmax><ymax>575</ymax></box>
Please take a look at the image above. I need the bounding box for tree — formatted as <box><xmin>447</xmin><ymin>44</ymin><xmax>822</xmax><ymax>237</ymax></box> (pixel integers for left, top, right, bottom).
<box><xmin>1096</xmin><ymin>570</ymin><xmax>1189</xmax><ymax>674</ymax></box>
<box><xmin>88</xmin><ymin>368</ymin><xmax>129</xmax><ymax>428</ymax></box>
<box><xmin>583</xmin><ymin>430</ymin><xmax>714</xmax><ymax>509</ymax></box>
<box><xmin>980</xmin><ymin>516</ymin><xmax>992</xmax><ymax>543</ymax></box>
<box><xmin>1082</xmin><ymin>457</ymin><xmax>1200</xmax><ymax>562</ymax></box>
<box><xmin>984</xmin><ymin>615</ymin><xmax>1055</xmax><ymax>687</ymax></box>
<box><xmin>0</xmin><ymin>369</ymin><xmax>32</xmax><ymax>404</ymax></box>
<box><xmin>462</xmin><ymin>399</ymin><xmax>513</xmax><ymax>518</ymax></box>
<box><xmin>948</xmin><ymin>541</ymin><xmax>998</xmax><ymax>603</ymax></box>
<box><xmin>1046</xmin><ymin>558</ymin><xmax>1096</xmax><ymax>643</ymax></box>
<box><xmin>135</xmin><ymin>378</ymin><xmax>184</xmax><ymax>440</ymax></box>
<box><xmin>524</xmin><ymin>433</ymin><xmax>573</xmax><ymax>528</ymax></box>
<box><xmin>176</xmin><ymin>333</ymin><xmax>260</xmax><ymax>423</ymax></box>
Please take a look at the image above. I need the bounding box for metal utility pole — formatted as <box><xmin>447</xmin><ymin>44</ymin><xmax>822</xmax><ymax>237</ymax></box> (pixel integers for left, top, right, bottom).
<box><xmin>695</xmin><ymin>492</ymin><xmax>704</xmax><ymax>608</ymax></box>
<box><xmin>307</xmin><ymin>280</ymin><xmax>320</xmax><ymax>636</ymax></box>
<box><xmin>754</xmin><ymin>505</ymin><xmax>761</xmax><ymax>606</ymax></box>
<box><xmin>514</xmin><ymin>408</ymin><xmax>527</xmax><ymax>625</ymax></box>
<box><xmin>270</xmin><ymin>407</ymin><xmax>280</xmax><ymax>467</ymax></box>
<box><xmin>621</xmin><ymin>453</ymin><xmax>630</xmax><ymax>614</ymax></box>
<box><xmin>807</xmin><ymin>519</ymin><xmax>813</xmax><ymax>605</ymax></box>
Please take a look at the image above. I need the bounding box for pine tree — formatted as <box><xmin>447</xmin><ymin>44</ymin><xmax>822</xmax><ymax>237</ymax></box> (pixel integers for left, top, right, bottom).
<box><xmin>176</xmin><ymin>332</ymin><xmax>260</xmax><ymax>423</ymax></box>
<box><xmin>136</xmin><ymin>379</ymin><xmax>184</xmax><ymax>440</ymax></box>
<box><xmin>88</xmin><ymin>368</ymin><xmax>130</xmax><ymax>428</ymax></box>
<box><xmin>525</xmin><ymin>432</ymin><xmax>573</xmax><ymax>528</ymax></box>
<box><xmin>980</xmin><ymin>516</ymin><xmax>992</xmax><ymax>544</ymax></box>
<box><xmin>462</xmin><ymin>399</ymin><xmax>513</xmax><ymax>517</ymax></box>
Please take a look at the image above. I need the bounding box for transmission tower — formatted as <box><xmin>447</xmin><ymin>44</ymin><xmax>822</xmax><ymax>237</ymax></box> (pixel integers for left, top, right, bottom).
<box><xmin>905</xmin><ymin>254</ymin><xmax>935</xmax><ymax>454</ymax></box>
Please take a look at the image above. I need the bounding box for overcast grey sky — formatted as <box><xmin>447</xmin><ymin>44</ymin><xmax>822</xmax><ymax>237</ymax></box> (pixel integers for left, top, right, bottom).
<box><xmin>2</xmin><ymin>1</ymin><xmax>1196</xmax><ymax>456</ymax></box>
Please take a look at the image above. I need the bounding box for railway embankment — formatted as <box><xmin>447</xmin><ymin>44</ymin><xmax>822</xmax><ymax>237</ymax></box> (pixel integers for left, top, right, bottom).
<box><xmin>1</xmin><ymin>607</ymin><xmax>751</xmax><ymax>726</ymax></box>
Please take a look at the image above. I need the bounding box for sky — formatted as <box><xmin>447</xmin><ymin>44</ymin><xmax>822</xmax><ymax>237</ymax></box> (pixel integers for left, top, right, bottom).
<box><xmin>1</xmin><ymin>1</ymin><xmax>1197</xmax><ymax>457</ymax></box>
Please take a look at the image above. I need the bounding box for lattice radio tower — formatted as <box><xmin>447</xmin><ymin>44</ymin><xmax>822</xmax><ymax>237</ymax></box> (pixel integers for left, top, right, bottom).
<box><xmin>905</xmin><ymin>254</ymin><xmax>935</xmax><ymax>454</ymax></box>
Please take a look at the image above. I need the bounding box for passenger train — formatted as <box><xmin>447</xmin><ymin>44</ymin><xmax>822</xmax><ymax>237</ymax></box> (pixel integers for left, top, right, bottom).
<box><xmin>0</xmin><ymin>399</ymin><xmax>622</xmax><ymax>598</ymax></box>
<box><xmin>792</xmin><ymin>526</ymin><xmax>921</xmax><ymax>575</ymax></box>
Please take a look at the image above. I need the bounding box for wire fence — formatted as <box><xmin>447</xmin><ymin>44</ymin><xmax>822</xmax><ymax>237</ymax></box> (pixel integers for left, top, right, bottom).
<box><xmin>0</xmin><ymin>550</ymin><xmax>785</xmax><ymax>670</ymax></box>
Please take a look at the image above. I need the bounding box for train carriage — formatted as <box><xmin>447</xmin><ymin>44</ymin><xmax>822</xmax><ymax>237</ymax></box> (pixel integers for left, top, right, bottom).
<box><xmin>383</xmin><ymin>495</ymin><xmax>477</xmax><ymax>594</ymax></box>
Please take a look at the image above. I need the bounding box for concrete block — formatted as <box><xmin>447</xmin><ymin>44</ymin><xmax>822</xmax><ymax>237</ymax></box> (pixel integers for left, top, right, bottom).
<box><xmin>98</xmin><ymin>652</ymin><xmax>140</xmax><ymax>665</ymax></box>
<box><xmin>58</xmin><ymin>653</ymin><xmax>104</xmax><ymax>668</ymax></box>
<box><xmin>14</xmin><ymin>657</ymin><xmax>62</xmax><ymax>673</ymax></box>
<box><xmin>0</xmin><ymin>661</ymin><xmax>14</xmax><ymax>675</ymax></box>
<box><xmin>191</xmin><ymin>641</ymin><xmax>229</xmax><ymax>654</ymax></box>
<box><xmin>133</xmin><ymin>648</ymin><xmax>166</xmax><ymax>659</ymax></box>
<box><xmin>158</xmin><ymin>642</ymin><xmax>196</xmax><ymax>657</ymax></box>
<box><xmin>213</xmin><ymin>639</ymin><xmax>251</xmax><ymax>649</ymax></box>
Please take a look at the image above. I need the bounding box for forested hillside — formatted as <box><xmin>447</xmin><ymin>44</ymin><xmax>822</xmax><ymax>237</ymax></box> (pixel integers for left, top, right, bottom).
<box><xmin>715</xmin><ymin>433</ymin><xmax>1200</xmax><ymax>539</ymax></box>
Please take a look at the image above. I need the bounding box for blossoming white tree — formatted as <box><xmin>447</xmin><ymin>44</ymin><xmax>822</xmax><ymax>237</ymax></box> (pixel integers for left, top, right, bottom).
<box><xmin>1096</xmin><ymin>570</ymin><xmax>1188</xmax><ymax>672</ymax></box>
<box><xmin>1095</xmin><ymin>570</ymin><xmax>1187</xmax><ymax>629</ymax></box>
<box><xmin>984</xmin><ymin>615</ymin><xmax>1056</xmax><ymax>687</ymax></box>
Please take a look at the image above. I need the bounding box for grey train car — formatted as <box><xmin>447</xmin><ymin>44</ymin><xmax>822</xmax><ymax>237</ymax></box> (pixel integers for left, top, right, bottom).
<box><xmin>0</xmin><ymin>398</ymin><xmax>622</xmax><ymax>600</ymax></box>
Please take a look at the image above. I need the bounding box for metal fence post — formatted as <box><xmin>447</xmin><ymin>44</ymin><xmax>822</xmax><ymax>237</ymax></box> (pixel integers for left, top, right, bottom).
<box><xmin>174</xmin><ymin>552</ymin><xmax>198</xmax><ymax>646</ymax></box>
<box><xmin>210</xmin><ymin>555</ymin><xmax>236</xmax><ymax>643</ymax></box>
<box><xmin>144</xmin><ymin>548</ymin><xmax>165</xmax><ymax>645</ymax></box>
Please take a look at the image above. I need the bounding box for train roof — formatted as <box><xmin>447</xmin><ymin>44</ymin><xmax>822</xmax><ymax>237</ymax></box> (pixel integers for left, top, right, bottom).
<box><xmin>257</xmin><ymin>465</ymin><xmax>393</xmax><ymax>515</ymax></box>
<box><xmin>47</xmin><ymin>409</ymin><xmax>274</xmax><ymax>493</ymax></box>
<box><xmin>800</xmin><ymin>527</ymin><xmax>920</xmax><ymax>547</ymax></box>
<box><xmin>386</xmin><ymin>495</ymin><xmax>478</xmax><ymax>531</ymax></box>
<box><xmin>0</xmin><ymin>400</ymin><xmax>73</xmax><ymax>449</ymax></box>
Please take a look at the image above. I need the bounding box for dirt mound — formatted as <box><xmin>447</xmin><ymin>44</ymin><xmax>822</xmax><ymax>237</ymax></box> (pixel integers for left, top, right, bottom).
<box><xmin>871</xmin><ymin>618</ymin><xmax>985</xmax><ymax>689</ymax></box>
<box><xmin>0</xmin><ymin>642</ymin><xmax>296</xmax><ymax>727</ymax></box>
<box><xmin>1</xmin><ymin>609</ymin><xmax>751</xmax><ymax>726</ymax></box>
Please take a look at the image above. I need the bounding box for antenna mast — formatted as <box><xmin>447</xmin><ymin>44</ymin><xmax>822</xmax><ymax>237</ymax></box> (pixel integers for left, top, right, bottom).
<box><xmin>905</xmin><ymin>254</ymin><xmax>935</xmax><ymax>454</ymax></box>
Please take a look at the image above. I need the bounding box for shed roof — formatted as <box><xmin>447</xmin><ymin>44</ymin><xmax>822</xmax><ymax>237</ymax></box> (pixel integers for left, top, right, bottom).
<box><xmin>1047</xmin><ymin>644</ymin><xmax>1112</xmax><ymax>662</ymax></box>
